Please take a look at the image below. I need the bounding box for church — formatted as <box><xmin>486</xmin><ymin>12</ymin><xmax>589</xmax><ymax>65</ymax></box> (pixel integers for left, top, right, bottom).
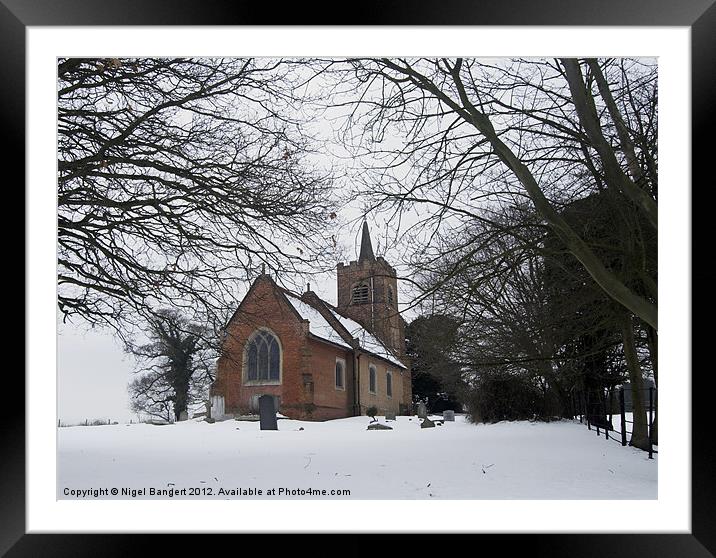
<box><xmin>209</xmin><ymin>222</ymin><xmax>412</xmax><ymax>421</ymax></box>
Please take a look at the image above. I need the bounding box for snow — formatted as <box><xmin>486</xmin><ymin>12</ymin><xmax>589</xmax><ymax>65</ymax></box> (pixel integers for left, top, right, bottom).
<box><xmin>582</xmin><ymin>412</ymin><xmax>658</xmax><ymax>451</ymax></box>
<box><xmin>326</xmin><ymin>307</ymin><xmax>407</xmax><ymax>369</ymax></box>
<box><xmin>281</xmin><ymin>292</ymin><xmax>406</xmax><ymax>369</ymax></box>
<box><xmin>283</xmin><ymin>293</ymin><xmax>352</xmax><ymax>349</ymax></box>
<box><xmin>58</xmin><ymin>415</ymin><xmax>656</xmax><ymax>500</ymax></box>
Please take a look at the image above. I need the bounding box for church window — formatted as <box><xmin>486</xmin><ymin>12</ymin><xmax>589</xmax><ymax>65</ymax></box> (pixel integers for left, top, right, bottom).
<box><xmin>386</xmin><ymin>370</ymin><xmax>393</xmax><ymax>398</ymax></box>
<box><xmin>352</xmin><ymin>282</ymin><xmax>370</xmax><ymax>304</ymax></box>
<box><xmin>369</xmin><ymin>364</ymin><xmax>377</xmax><ymax>394</ymax></box>
<box><xmin>246</xmin><ymin>329</ymin><xmax>281</xmax><ymax>382</ymax></box>
<box><xmin>335</xmin><ymin>359</ymin><xmax>345</xmax><ymax>390</ymax></box>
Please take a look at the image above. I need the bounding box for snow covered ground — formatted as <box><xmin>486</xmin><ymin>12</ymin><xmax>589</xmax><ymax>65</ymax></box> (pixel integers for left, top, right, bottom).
<box><xmin>57</xmin><ymin>415</ymin><xmax>657</xmax><ymax>500</ymax></box>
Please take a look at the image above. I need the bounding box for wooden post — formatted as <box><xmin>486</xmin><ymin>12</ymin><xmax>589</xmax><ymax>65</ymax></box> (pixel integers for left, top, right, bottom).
<box><xmin>619</xmin><ymin>388</ymin><xmax>627</xmax><ymax>447</ymax></box>
<box><xmin>648</xmin><ymin>387</ymin><xmax>654</xmax><ymax>459</ymax></box>
<box><xmin>607</xmin><ymin>388</ymin><xmax>613</xmax><ymax>440</ymax></box>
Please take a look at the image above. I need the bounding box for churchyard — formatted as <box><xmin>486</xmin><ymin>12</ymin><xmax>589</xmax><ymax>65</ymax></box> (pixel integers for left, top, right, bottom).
<box><xmin>58</xmin><ymin>413</ymin><xmax>657</xmax><ymax>500</ymax></box>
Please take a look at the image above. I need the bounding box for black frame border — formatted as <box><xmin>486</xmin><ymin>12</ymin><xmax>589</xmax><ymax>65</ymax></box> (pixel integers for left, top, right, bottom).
<box><xmin>6</xmin><ymin>1</ymin><xmax>713</xmax><ymax>555</ymax></box>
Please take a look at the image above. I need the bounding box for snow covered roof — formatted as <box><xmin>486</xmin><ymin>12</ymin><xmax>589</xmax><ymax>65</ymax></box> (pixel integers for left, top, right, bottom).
<box><xmin>325</xmin><ymin>307</ymin><xmax>407</xmax><ymax>370</ymax></box>
<box><xmin>282</xmin><ymin>290</ymin><xmax>407</xmax><ymax>370</ymax></box>
<box><xmin>283</xmin><ymin>292</ymin><xmax>352</xmax><ymax>349</ymax></box>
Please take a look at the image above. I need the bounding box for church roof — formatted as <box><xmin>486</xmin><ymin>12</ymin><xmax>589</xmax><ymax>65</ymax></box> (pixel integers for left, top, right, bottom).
<box><xmin>281</xmin><ymin>288</ymin><xmax>407</xmax><ymax>369</ymax></box>
<box><xmin>282</xmin><ymin>291</ymin><xmax>353</xmax><ymax>350</ymax></box>
<box><xmin>323</xmin><ymin>305</ymin><xmax>407</xmax><ymax>369</ymax></box>
<box><xmin>358</xmin><ymin>221</ymin><xmax>375</xmax><ymax>262</ymax></box>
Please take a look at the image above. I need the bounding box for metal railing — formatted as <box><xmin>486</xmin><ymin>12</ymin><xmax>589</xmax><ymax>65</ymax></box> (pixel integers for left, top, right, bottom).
<box><xmin>571</xmin><ymin>386</ymin><xmax>657</xmax><ymax>459</ymax></box>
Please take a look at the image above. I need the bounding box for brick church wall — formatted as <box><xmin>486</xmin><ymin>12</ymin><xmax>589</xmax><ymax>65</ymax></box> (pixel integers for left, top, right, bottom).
<box><xmin>356</xmin><ymin>355</ymin><xmax>407</xmax><ymax>416</ymax></box>
<box><xmin>305</xmin><ymin>338</ymin><xmax>355</xmax><ymax>420</ymax></box>
<box><xmin>211</xmin><ymin>275</ymin><xmax>356</xmax><ymax>421</ymax></box>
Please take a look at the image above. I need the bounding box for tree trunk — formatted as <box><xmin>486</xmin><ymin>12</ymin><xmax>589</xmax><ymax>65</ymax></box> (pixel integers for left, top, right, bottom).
<box><xmin>172</xmin><ymin>369</ymin><xmax>191</xmax><ymax>422</ymax></box>
<box><xmin>561</xmin><ymin>59</ymin><xmax>658</xmax><ymax>231</ymax></box>
<box><xmin>622</xmin><ymin>315</ymin><xmax>650</xmax><ymax>450</ymax></box>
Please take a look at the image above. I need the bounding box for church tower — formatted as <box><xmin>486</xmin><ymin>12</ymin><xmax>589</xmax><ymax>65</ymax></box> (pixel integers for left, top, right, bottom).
<box><xmin>337</xmin><ymin>222</ymin><xmax>405</xmax><ymax>357</ymax></box>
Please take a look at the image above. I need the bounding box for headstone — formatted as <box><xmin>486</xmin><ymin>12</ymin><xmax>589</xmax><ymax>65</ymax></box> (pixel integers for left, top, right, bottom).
<box><xmin>258</xmin><ymin>394</ymin><xmax>278</xmax><ymax>431</ymax></box>
<box><xmin>178</xmin><ymin>410</ymin><xmax>189</xmax><ymax>422</ymax></box>
<box><xmin>210</xmin><ymin>395</ymin><xmax>225</xmax><ymax>419</ymax></box>
<box><xmin>385</xmin><ymin>410</ymin><xmax>397</xmax><ymax>421</ymax></box>
<box><xmin>417</xmin><ymin>402</ymin><xmax>428</xmax><ymax>419</ymax></box>
<box><xmin>367</xmin><ymin>423</ymin><xmax>393</xmax><ymax>430</ymax></box>
<box><xmin>443</xmin><ymin>410</ymin><xmax>455</xmax><ymax>422</ymax></box>
<box><xmin>420</xmin><ymin>417</ymin><xmax>435</xmax><ymax>429</ymax></box>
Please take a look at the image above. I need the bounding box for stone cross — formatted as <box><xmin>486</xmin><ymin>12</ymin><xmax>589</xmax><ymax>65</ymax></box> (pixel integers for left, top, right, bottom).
<box><xmin>259</xmin><ymin>395</ymin><xmax>278</xmax><ymax>430</ymax></box>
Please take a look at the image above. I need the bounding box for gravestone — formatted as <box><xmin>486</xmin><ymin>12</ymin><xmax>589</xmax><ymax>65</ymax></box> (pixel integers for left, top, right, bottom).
<box><xmin>385</xmin><ymin>410</ymin><xmax>397</xmax><ymax>421</ymax></box>
<box><xmin>178</xmin><ymin>410</ymin><xmax>189</xmax><ymax>422</ymax></box>
<box><xmin>443</xmin><ymin>410</ymin><xmax>455</xmax><ymax>422</ymax></box>
<box><xmin>258</xmin><ymin>395</ymin><xmax>278</xmax><ymax>431</ymax></box>
<box><xmin>367</xmin><ymin>423</ymin><xmax>393</xmax><ymax>430</ymax></box>
<box><xmin>417</xmin><ymin>402</ymin><xmax>428</xmax><ymax>419</ymax></box>
<box><xmin>420</xmin><ymin>417</ymin><xmax>435</xmax><ymax>429</ymax></box>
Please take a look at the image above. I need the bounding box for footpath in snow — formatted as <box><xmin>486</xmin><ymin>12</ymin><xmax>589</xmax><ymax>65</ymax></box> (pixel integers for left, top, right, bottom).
<box><xmin>57</xmin><ymin>415</ymin><xmax>657</xmax><ymax>500</ymax></box>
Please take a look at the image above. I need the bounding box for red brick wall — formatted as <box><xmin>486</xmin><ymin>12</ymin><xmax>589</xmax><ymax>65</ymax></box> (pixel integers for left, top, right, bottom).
<box><xmin>211</xmin><ymin>276</ymin><xmax>356</xmax><ymax>421</ymax></box>
<box><xmin>306</xmin><ymin>338</ymin><xmax>355</xmax><ymax>420</ymax></box>
<box><xmin>356</xmin><ymin>356</ymin><xmax>407</xmax><ymax>416</ymax></box>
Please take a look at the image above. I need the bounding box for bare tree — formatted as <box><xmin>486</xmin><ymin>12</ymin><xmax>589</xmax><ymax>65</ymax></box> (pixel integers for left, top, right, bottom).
<box><xmin>58</xmin><ymin>57</ymin><xmax>336</xmax><ymax>334</ymax></box>
<box><xmin>127</xmin><ymin>308</ymin><xmax>214</xmax><ymax>422</ymax></box>
<box><xmin>407</xmin><ymin>195</ymin><xmax>653</xmax><ymax>447</ymax></box>
<box><xmin>321</xmin><ymin>57</ymin><xmax>657</xmax><ymax>330</ymax></box>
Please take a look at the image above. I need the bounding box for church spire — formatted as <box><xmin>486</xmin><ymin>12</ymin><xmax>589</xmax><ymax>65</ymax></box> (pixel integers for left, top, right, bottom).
<box><xmin>358</xmin><ymin>220</ymin><xmax>375</xmax><ymax>262</ymax></box>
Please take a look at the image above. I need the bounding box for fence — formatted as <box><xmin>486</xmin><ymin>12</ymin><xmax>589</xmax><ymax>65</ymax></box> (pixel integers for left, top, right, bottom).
<box><xmin>570</xmin><ymin>386</ymin><xmax>657</xmax><ymax>459</ymax></box>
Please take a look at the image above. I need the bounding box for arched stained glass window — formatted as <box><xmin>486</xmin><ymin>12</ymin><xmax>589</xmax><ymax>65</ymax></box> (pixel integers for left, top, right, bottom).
<box><xmin>246</xmin><ymin>330</ymin><xmax>281</xmax><ymax>382</ymax></box>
